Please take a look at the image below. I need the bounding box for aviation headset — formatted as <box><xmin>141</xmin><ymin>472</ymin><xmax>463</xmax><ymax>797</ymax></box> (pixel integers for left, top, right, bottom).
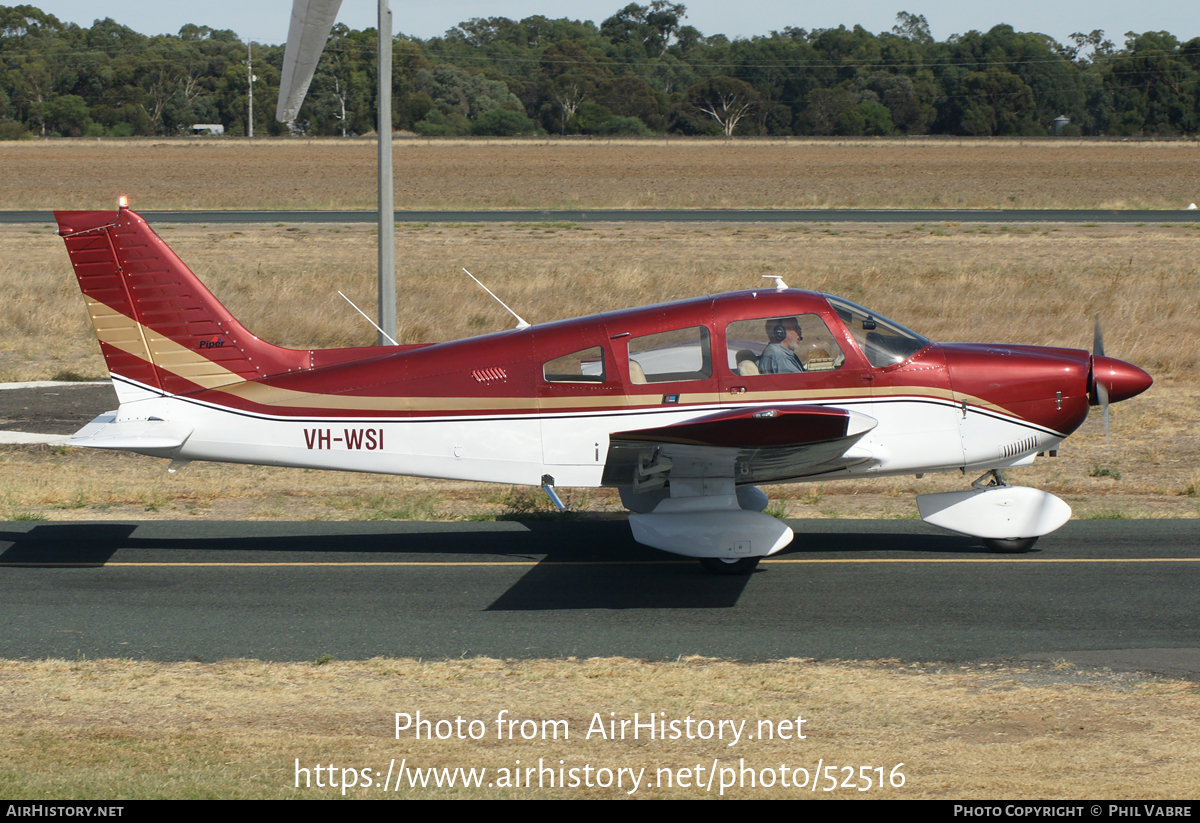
<box><xmin>771</xmin><ymin>319</ymin><xmax>801</xmax><ymax>342</ymax></box>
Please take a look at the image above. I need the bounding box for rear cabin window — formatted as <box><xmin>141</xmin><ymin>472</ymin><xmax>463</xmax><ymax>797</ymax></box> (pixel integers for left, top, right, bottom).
<box><xmin>725</xmin><ymin>314</ymin><xmax>845</xmax><ymax>376</ymax></box>
<box><xmin>627</xmin><ymin>326</ymin><xmax>712</xmax><ymax>384</ymax></box>
<box><xmin>543</xmin><ymin>346</ymin><xmax>605</xmax><ymax>383</ymax></box>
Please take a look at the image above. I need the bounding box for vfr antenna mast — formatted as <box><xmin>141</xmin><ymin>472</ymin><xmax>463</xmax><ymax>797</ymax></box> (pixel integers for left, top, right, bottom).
<box><xmin>339</xmin><ymin>291</ymin><xmax>398</xmax><ymax>346</ymax></box>
<box><xmin>461</xmin><ymin>268</ymin><xmax>530</xmax><ymax>330</ymax></box>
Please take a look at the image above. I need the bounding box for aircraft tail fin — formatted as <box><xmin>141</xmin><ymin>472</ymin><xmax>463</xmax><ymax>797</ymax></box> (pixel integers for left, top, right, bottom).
<box><xmin>56</xmin><ymin>205</ymin><xmax>310</xmax><ymax>401</ymax></box>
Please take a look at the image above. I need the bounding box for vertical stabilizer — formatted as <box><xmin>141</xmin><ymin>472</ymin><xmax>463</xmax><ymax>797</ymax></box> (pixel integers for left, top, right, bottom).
<box><xmin>56</xmin><ymin>205</ymin><xmax>309</xmax><ymax>401</ymax></box>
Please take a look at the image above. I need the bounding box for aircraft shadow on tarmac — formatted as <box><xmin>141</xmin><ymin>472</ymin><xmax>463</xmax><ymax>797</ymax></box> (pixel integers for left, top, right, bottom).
<box><xmin>0</xmin><ymin>520</ymin><xmax>989</xmax><ymax>610</ymax></box>
<box><xmin>488</xmin><ymin>522</ymin><xmax>988</xmax><ymax>610</ymax></box>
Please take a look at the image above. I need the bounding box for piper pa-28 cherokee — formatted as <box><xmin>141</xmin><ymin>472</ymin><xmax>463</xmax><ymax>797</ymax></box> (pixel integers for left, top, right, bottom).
<box><xmin>56</xmin><ymin>202</ymin><xmax>1152</xmax><ymax>574</ymax></box>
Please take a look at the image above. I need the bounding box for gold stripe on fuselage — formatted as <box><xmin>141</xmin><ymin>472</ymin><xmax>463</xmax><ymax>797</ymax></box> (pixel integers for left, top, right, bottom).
<box><xmin>93</xmin><ymin>308</ymin><xmax>1018</xmax><ymax>419</ymax></box>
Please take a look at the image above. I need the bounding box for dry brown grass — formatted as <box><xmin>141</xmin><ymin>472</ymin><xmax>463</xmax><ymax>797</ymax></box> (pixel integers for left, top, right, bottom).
<box><xmin>5</xmin><ymin>220</ymin><xmax>1199</xmax><ymax>379</ymax></box>
<box><xmin>2</xmin><ymin>656</ymin><xmax>1197</xmax><ymax>799</ymax></box>
<box><xmin>0</xmin><ymin>444</ymin><xmax>613</xmax><ymax>521</ymax></box>
<box><xmin>2</xmin><ymin>220</ymin><xmax>1196</xmax><ymax>521</ymax></box>
<box><xmin>2</xmin><ymin>138</ymin><xmax>1200</xmax><ymax>210</ymax></box>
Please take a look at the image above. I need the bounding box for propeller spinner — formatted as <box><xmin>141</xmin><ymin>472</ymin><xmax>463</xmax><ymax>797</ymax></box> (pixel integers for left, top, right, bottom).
<box><xmin>1089</xmin><ymin>316</ymin><xmax>1153</xmax><ymax>441</ymax></box>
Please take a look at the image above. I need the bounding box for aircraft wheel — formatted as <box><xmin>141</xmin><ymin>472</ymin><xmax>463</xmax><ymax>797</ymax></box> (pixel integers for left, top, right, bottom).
<box><xmin>982</xmin><ymin>537</ymin><xmax>1039</xmax><ymax>553</ymax></box>
<box><xmin>699</xmin><ymin>557</ymin><xmax>761</xmax><ymax>575</ymax></box>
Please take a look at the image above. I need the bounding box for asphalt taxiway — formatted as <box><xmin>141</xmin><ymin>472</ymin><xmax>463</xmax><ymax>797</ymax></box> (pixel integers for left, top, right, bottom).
<box><xmin>0</xmin><ymin>381</ymin><xmax>114</xmax><ymax>440</ymax></box>
<box><xmin>2</xmin><ymin>518</ymin><xmax>1197</xmax><ymax>674</ymax></box>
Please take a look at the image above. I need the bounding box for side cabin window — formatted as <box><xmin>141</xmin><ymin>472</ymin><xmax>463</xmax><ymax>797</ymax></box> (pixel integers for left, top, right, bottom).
<box><xmin>725</xmin><ymin>314</ymin><xmax>845</xmax><ymax>376</ymax></box>
<box><xmin>627</xmin><ymin>326</ymin><xmax>712</xmax><ymax>384</ymax></box>
<box><xmin>825</xmin><ymin>296</ymin><xmax>929</xmax><ymax>368</ymax></box>
<box><xmin>543</xmin><ymin>346</ymin><xmax>605</xmax><ymax>383</ymax></box>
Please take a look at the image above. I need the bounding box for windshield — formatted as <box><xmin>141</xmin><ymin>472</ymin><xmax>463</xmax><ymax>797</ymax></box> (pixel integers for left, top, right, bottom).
<box><xmin>824</xmin><ymin>295</ymin><xmax>930</xmax><ymax>368</ymax></box>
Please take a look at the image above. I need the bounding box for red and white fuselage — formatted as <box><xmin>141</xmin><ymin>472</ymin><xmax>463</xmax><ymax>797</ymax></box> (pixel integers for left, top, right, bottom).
<box><xmin>57</xmin><ymin>206</ymin><xmax>1152</xmax><ymax>569</ymax></box>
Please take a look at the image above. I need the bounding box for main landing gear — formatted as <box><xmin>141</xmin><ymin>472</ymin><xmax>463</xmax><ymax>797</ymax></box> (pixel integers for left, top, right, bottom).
<box><xmin>981</xmin><ymin>536</ymin><xmax>1040</xmax><ymax>553</ymax></box>
<box><xmin>699</xmin><ymin>557</ymin><xmax>761</xmax><ymax>575</ymax></box>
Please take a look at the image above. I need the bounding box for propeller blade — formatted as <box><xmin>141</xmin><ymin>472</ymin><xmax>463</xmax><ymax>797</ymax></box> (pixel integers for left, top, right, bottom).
<box><xmin>1092</xmin><ymin>315</ymin><xmax>1109</xmax><ymax>444</ymax></box>
<box><xmin>1097</xmin><ymin>379</ymin><xmax>1110</xmax><ymax>444</ymax></box>
<box><xmin>276</xmin><ymin>0</ymin><xmax>344</xmax><ymax>124</ymax></box>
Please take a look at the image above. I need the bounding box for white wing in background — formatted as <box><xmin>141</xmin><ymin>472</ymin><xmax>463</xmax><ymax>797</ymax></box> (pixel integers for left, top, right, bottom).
<box><xmin>276</xmin><ymin>0</ymin><xmax>345</xmax><ymax>123</ymax></box>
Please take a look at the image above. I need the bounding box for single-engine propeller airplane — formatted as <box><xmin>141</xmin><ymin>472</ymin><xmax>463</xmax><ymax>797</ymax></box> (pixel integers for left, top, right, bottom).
<box><xmin>56</xmin><ymin>202</ymin><xmax>1151</xmax><ymax>573</ymax></box>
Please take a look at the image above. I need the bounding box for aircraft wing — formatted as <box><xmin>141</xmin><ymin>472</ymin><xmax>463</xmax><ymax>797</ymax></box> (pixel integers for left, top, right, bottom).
<box><xmin>602</xmin><ymin>405</ymin><xmax>878</xmax><ymax>488</ymax></box>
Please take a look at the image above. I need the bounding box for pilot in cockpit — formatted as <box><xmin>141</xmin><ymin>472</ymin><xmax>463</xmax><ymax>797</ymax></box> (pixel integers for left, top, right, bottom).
<box><xmin>758</xmin><ymin>317</ymin><xmax>805</xmax><ymax>374</ymax></box>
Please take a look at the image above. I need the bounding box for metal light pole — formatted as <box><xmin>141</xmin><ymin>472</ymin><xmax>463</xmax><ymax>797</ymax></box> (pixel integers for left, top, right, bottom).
<box><xmin>376</xmin><ymin>1</ymin><xmax>395</xmax><ymax>345</ymax></box>
<box><xmin>247</xmin><ymin>43</ymin><xmax>254</xmax><ymax>139</ymax></box>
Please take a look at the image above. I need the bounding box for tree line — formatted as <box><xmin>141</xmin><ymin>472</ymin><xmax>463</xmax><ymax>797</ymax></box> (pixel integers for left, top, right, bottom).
<box><xmin>2</xmin><ymin>3</ymin><xmax>1198</xmax><ymax>140</ymax></box>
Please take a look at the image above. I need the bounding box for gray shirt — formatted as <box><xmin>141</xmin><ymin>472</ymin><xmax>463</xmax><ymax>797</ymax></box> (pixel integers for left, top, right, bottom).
<box><xmin>758</xmin><ymin>342</ymin><xmax>804</xmax><ymax>374</ymax></box>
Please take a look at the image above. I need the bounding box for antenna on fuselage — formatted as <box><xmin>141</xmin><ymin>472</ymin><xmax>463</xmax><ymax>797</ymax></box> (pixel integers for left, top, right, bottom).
<box><xmin>762</xmin><ymin>275</ymin><xmax>789</xmax><ymax>292</ymax></box>
<box><xmin>338</xmin><ymin>291</ymin><xmax>399</xmax><ymax>346</ymax></box>
<box><xmin>461</xmin><ymin>268</ymin><xmax>531</xmax><ymax>330</ymax></box>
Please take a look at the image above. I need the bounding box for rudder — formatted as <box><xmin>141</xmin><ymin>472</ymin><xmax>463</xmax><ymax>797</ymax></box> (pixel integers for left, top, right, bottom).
<box><xmin>57</xmin><ymin>204</ymin><xmax>309</xmax><ymax>401</ymax></box>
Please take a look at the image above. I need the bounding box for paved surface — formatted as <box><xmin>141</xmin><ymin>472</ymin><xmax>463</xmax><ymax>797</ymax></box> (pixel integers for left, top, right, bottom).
<box><xmin>2</xmin><ymin>384</ymin><xmax>1196</xmax><ymax>676</ymax></box>
<box><xmin>0</xmin><ymin>382</ymin><xmax>115</xmax><ymax>435</ymax></box>
<box><xmin>1</xmin><ymin>519</ymin><xmax>1197</xmax><ymax>674</ymax></box>
<box><xmin>6</xmin><ymin>209</ymin><xmax>1200</xmax><ymax>224</ymax></box>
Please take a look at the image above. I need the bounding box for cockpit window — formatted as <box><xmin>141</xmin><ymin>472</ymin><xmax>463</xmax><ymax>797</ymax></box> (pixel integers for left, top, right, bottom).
<box><xmin>725</xmin><ymin>314</ymin><xmax>845</xmax><ymax>376</ymax></box>
<box><xmin>825</xmin><ymin>296</ymin><xmax>930</xmax><ymax>368</ymax></box>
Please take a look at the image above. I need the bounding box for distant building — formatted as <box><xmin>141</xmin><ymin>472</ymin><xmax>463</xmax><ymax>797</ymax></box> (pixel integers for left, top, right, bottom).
<box><xmin>191</xmin><ymin>124</ymin><xmax>225</xmax><ymax>136</ymax></box>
